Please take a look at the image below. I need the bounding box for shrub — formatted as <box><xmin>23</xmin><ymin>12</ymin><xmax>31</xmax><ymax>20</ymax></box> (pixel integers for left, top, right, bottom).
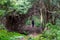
<box><xmin>0</xmin><ymin>30</ymin><xmax>25</xmax><ymax>40</ymax></box>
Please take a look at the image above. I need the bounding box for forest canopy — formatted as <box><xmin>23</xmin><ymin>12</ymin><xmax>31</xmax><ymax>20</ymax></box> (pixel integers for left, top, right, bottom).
<box><xmin>0</xmin><ymin>0</ymin><xmax>35</xmax><ymax>16</ymax></box>
<box><xmin>0</xmin><ymin>0</ymin><xmax>60</xmax><ymax>16</ymax></box>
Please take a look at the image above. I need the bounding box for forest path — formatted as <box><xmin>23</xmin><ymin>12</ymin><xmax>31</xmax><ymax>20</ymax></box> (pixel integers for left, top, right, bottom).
<box><xmin>24</xmin><ymin>33</ymin><xmax>40</xmax><ymax>40</ymax></box>
<box><xmin>28</xmin><ymin>32</ymin><xmax>38</xmax><ymax>37</ymax></box>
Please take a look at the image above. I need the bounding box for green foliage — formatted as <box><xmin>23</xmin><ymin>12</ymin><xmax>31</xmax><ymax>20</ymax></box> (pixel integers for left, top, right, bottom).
<box><xmin>25</xmin><ymin>23</ymin><xmax>60</xmax><ymax>40</ymax></box>
<box><xmin>40</xmin><ymin>23</ymin><xmax>60</xmax><ymax>40</ymax></box>
<box><xmin>0</xmin><ymin>0</ymin><xmax>35</xmax><ymax>17</ymax></box>
<box><xmin>44</xmin><ymin>0</ymin><xmax>60</xmax><ymax>7</ymax></box>
<box><xmin>33</xmin><ymin>16</ymin><xmax>40</xmax><ymax>27</ymax></box>
<box><xmin>0</xmin><ymin>30</ymin><xmax>25</xmax><ymax>40</ymax></box>
<box><xmin>0</xmin><ymin>0</ymin><xmax>35</xmax><ymax>15</ymax></box>
<box><xmin>0</xmin><ymin>24</ymin><xmax>25</xmax><ymax>40</ymax></box>
<box><xmin>0</xmin><ymin>0</ymin><xmax>8</xmax><ymax>5</ymax></box>
<box><xmin>26</xmin><ymin>19</ymin><xmax>31</xmax><ymax>25</ymax></box>
<box><xmin>0</xmin><ymin>10</ymin><xmax>6</xmax><ymax>16</ymax></box>
<box><xmin>1</xmin><ymin>24</ymin><xmax>60</xmax><ymax>40</ymax></box>
<box><xmin>10</xmin><ymin>0</ymin><xmax>33</xmax><ymax>14</ymax></box>
<box><xmin>56</xmin><ymin>19</ymin><xmax>60</xmax><ymax>26</ymax></box>
<box><xmin>26</xmin><ymin>16</ymin><xmax>40</xmax><ymax>27</ymax></box>
<box><xmin>50</xmin><ymin>0</ymin><xmax>57</xmax><ymax>6</ymax></box>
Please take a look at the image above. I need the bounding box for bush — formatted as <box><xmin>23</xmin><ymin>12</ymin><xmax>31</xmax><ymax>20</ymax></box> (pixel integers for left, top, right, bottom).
<box><xmin>40</xmin><ymin>23</ymin><xmax>60</xmax><ymax>40</ymax></box>
<box><xmin>0</xmin><ymin>30</ymin><xmax>25</xmax><ymax>40</ymax></box>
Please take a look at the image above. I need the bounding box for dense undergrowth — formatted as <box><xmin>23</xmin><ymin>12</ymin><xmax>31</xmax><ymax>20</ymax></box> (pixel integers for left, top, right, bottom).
<box><xmin>0</xmin><ymin>23</ymin><xmax>60</xmax><ymax>40</ymax></box>
<box><xmin>40</xmin><ymin>23</ymin><xmax>60</xmax><ymax>40</ymax></box>
<box><xmin>0</xmin><ymin>30</ymin><xmax>26</xmax><ymax>40</ymax></box>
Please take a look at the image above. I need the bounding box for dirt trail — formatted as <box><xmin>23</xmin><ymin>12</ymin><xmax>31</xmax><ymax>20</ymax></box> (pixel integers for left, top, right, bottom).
<box><xmin>28</xmin><ymin>32</ymin><xmax>38</xmax><ymax>37</ymax></box>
